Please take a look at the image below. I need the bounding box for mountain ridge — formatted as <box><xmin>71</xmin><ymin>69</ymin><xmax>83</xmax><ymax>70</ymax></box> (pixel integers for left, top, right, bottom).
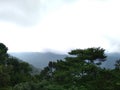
<box><xmin>9</xmin><ymin>52</ymin><xmax>67</xmax><ymax>69</ymax></box>
<box><xmin>9</xmin><ymin>52</ymin><xmax>120</xmax><ymax>69</ymax></box>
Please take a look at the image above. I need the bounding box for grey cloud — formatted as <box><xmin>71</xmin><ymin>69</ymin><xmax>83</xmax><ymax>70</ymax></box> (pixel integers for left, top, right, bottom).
<box><xmin>0</xmin><ymin>0</ymin><xmax>41</xmax><ymax>26</ymax></box>
<box><xmin>0</xmin><ymin>0</ymin><xmax>78</xmax><ymax>26</ymax></box>
<box><xmin>106</xmin><ymin>37</ymin><xmax>120</xmax><ymax>52</ymax></box>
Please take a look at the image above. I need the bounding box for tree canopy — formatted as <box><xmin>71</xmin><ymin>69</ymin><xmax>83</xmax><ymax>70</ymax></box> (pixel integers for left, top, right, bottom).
<box><xmin>0</xmin><ymin>43</ymin><xmax>33</xmax><ymax>89</ymax></box>
<box><xmin>0</xmin><ymin>43</ymin><xmax>120</xmax><ymax>90</ymax></box>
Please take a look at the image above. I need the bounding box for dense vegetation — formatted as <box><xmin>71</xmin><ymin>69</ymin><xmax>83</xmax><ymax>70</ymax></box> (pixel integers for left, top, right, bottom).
<box><xmin>0</xmin><ymin>43</ymin><xmax>120</xmax><ymax>90</ymax></box>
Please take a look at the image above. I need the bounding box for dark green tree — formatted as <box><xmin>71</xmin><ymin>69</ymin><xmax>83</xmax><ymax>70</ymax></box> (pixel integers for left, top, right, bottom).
<box><xmin>39</xmin><ymin>47</ymin><xmax>107</xmax><ymax>89</ymax></box>
<box><xmin>0</xmin><ymin>43</ymin><xmax>33</xmax><ymax>89</ymax></box>
<box><xmin>0</xmin><ymin>43</ymin><xmax>8</xmax><ymax>55</ymax></box>
<box><xmin>0</xmin><ymin>43</ymin><xmax>8</xmax><ymax>65</ymax></box>
<box><xmin>68</xmin><ymin>47</ymin><xmax>106</xmax><ymax>64</ymax></box>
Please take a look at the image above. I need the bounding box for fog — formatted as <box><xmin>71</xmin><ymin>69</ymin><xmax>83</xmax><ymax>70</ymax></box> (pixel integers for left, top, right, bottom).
<box><xmin>0</xmin><ymin>0</ymin><xmax>77</xmax><ymax>26</ymax></box>
<box><xmin>0</xmin><ymin>0</ymin><xmax>120</xmax><ymax>53</ymax></box>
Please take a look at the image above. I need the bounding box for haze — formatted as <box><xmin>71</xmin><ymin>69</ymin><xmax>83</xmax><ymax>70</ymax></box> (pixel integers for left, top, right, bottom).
<box><xmin>0</xmin><ymin>0</ymin><xmax>120</xmax><ymax>54</ymax></box>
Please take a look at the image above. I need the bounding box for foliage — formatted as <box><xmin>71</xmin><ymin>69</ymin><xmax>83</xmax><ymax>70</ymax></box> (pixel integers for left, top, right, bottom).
<box><xmin>0</xmin><ymin>43</ymin><xmax>120</xmax><ymax>90</ymax></box>
<box><xmin>39</xmin><ymin>47</ymin><xmax>120</xmax><ymax>90</ymax></box>
<box><xmin>0</xmin><ymin>43</ymin><xmax>32</xmax><ymax>89</ymax></box>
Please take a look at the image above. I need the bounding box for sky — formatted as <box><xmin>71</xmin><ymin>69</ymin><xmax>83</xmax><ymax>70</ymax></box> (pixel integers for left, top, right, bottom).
<box><xmin>0</xmin><ymin>0</ymin><xmax>120</xmax><ymax>54</ymax></box>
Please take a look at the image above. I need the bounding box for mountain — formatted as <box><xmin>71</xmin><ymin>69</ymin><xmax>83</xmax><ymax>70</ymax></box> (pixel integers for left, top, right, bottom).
<box><xmin>9</xmin><ymin>52</ymin><xmax>67</xmax><ymax>69</ymax></box>
<box><xmin>9</xmin><ymin>52</ymin><xmax>120</xmax><ymax>69</ymax></box>
<box><xmin>101</xmin><ymin>53</ymin><xmax>120</xmax><ymax>69</ymax></box>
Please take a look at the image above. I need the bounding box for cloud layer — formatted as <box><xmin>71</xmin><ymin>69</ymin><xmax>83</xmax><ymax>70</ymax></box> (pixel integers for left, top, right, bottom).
<box><xmin>0</xmin><ymin>0</ymin><xmax>41</xmax><ymax>26</ymax></box>
<box><xmin>0</xmin><ymin>0</ymin><xmax>76</xmax><ymax>26</ymax></box>
<box><xmin>0</xmin><ymin>0</ymin><xmax>120</xmax><ymax>53</ymax></box>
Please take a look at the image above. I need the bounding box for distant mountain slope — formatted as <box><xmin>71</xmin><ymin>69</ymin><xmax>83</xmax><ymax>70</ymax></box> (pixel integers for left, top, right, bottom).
<box><xmin>101</xmin><ymin>53</ymin><xmax>120</xmax><ymax>69</ymax></box>
<box><xmin>9</xmin><ymin>52</ymin><xmax>67</xmax><ymax>69</ymax></box>
<box><xmin>9</xmin><ymin>52</ymin><xmax>120</xmax><ymax>69</ymax></box>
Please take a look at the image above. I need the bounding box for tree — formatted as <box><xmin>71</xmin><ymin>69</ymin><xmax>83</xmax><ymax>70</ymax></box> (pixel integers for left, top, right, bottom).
<box><xmin>0</xmin><ymin>43</ymin><xmax>119</xmax><ymax>89</ymax></box>
<box><xmin>68</xmin><ymin>47</ymin><xmax>106</xmax><ymax>64</ymax></box>
<box><xmin>0</xmin><ymin>43</ymin><xmax>8</xmax><ymax>55</ymax></box>
<box><xmin>40</xmin><ymin>47</ymin><xmax>107</xmax><ymax>88</ymax></box>
<box><xmin>0</xmin><ymin>43</ymin><xmax>33</xmax><ymax>88</ymax></box>
<box><xmin>0</xmin><ymin>43</ymin><xmax>8</xmax><ymax>65</ymax></box>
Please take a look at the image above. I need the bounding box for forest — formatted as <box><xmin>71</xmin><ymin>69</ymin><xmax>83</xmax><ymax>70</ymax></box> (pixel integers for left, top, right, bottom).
<box><xmin>0</xmin><ymin>43</ymin><xmax>120</xmax><ymax>90</ymax></box>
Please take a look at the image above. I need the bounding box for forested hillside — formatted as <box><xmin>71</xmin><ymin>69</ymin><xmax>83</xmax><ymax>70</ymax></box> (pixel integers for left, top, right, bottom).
<box><xmin>10</xmin><ymin>52</ymin><xmax>120</xmax><ymax>69</ymax></box>
<box><xmin>10</xmin><ymin>52</ymin><xmax>66</xmax><ymax>68</ymax></box>
<box><xmin>0</xmin><ymin>43</ymin><xmax>120</xmax><ymax>90</ymax></box>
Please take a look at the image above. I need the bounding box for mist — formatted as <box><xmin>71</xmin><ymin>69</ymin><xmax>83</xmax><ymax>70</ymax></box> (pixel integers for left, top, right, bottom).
<box><xmin>0</xmin><ymin>0</ymin><xmax>120</xmax><ymax>53</ymax></box>
<box><xmin>0</xmin><ymin>0</ymin><xmax>41</xmax><ymax>26</ymax></box>
<box><xmin>0</xmin><ymin>0</ymin><xmax>77</xmax><ymax>26</ymax></box>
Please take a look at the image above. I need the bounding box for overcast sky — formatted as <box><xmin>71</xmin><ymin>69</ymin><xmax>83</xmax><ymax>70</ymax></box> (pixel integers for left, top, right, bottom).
<box><xmin>0</xmin><ymin>0</ymin><xmax>120</xmax><ymax>54</ymax></box>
